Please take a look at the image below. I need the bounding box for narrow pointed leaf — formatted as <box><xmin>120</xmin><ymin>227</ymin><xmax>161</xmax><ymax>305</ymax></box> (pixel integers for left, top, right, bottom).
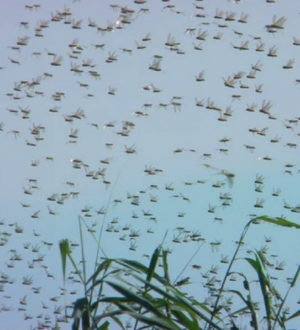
<box><xmin>291</xmin><ymin>265</ymin><xmax>300</xmax><ymax>287</ymax></box>
<box><xmin>98</xmin><ymin>321</ymin><xmax>109</xmax><ymax>330</ymax></box>
<box><xmin>146</xmin><ymin>246</ymin><xmax>161</xmax><ymax>284</ymax></box>
<box><xmin>88</xmin><ymin>269</ymin><xmax>121</xmax><ymax>292</ymax></box>
<box><xmin>86</xmin><ymin>259</ymin><xmax>112</xmax><ymax>286</ymax></box>
<box><xmin>254</xmin><ymin>216</ymin><xmax>300</xmax><ymax>229</ymax></box>
<box><xmin>105</xmin><ymin>300</ymin><xmax>179</xmax><ymax>329</ymax></box>
<box><xmin>111</xmin><ymin>316</ymin><xmax>125</xmax><ymax>330</ymax></box>
<box><xmin>162</xmin><ymin>249</ymin><xmax>170</xmax><ymax>284</ymax></box>
<box><xmin>227</xmin><ymin>289</ymin><xmax>248</xmax><ymax>305</ymax></box>
<box><xmin>106</xmin><ymin>281</ymin><xmax>165</xmax><ymax>318</ymax></box>
<box><xmin>126</xmin><ymin>310</ymin><xmax>180</xmax><ymax>330</ymax></box>
<box><xmin>228</xmin><ymin>306</ymin><xmax>251</xmax><ymax>317</ymax></box>
<box><xmin>245</xmin><ymin>253</ymin><xmax>273</xmax><ymax>327</ymax></box>
<box><xmin>286</xmin><ymin>309</ymin><xmax>300</xmax><ymax>321</ymax></box>
<box><xmin>127</xmin><ymin>273</ymin><xmax>222</xmax><ymax>328</ymax></box>
<box><xmin>59</xmin><ymin>239</ymin><xmax>71</xmax><ymax>282</ymax></box>
<box><xmin>171</xmin><ymin>308</ymin><xmax>200</xmax><ymax>330</ymax></box>
<box><xmin>115</xmin><ymin>259</ymin><xmax>168</xmax><ymax>285</ymax></box>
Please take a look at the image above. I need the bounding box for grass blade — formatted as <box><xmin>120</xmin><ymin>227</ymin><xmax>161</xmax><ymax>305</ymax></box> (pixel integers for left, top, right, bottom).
<box><xmin>86</xmin><ymin>259</ymin><xmax>112</xmax><ymax>286</ymax></box>
<box><xmin>78</xmin><ymin>216</ymin><xmax>87</xmax><ymax>291</ymax></box>
<box><xmin>162</xmin><ymin>249</ymin><xmax>171</xmax><ymax>284</ymax></box>
<box><xmin>59</xmin><ymin>239</ymin><xmax>71</xmax><ymax>283</ymax></box>
<box><xmin>126</xmin><ymin>310</ymin><xmax>180</xmax><ymax>330</ymax></box>
<box><xmin>227</xmin><ymin>289</ymin><xmax>259</xmax><ymax>329</ymax></box>
<box><xmin>245</xmin><ymin>252</ymin><xmax>273</xmax><ymax>329</ymax></box>
<box><xmin>115</xmin><ymin>259</ymin><xmax>168</xmax><ymax>285</ymax></box>
<box><xmin>272</xmin><ymin>265</ymin><xmax>300</xmax><ymax>330</ymax></box>
<box><xmin>98</xmin><ymin>321</ymin><xmax>109</xmax><ymax>330</ymax></box>
<box><xmin>101</xmin><ymin>299</ymin><xmax>180</xmax><ymax>329</ymax></box>
<box><xmin>127</xmin><ymin>273</ymin><xmax>223</xmax><ymax>329</ymax></box>
<box><xmin>171</xmin><ymin>308</ymin><xmax>200</xmax><ymax>330</ymax></box>
<box><xmin>72</xmin><ymin>298</ymin><xmax>89</xmax><ymax>330</ymax></box>
<box><xmin>254</xmin><ymin>216</ymin><xmax>300</xmax><ymax>229</ymax></box>
<box><xmin>290</xmin><ymin>265</ymin><xmax>300</xmax><ymax>287</ymax></box>
<box><xmin>286</xmin><ymin>309</ymin><xmax>300</xmax><ymax>321</ymax></box>
<box><xmin>111</xmin><ymin>316</ymin><xmax>126</xmax><ymax>330</ymax></box>
<box><xmin>106</xmin><ymin>280</ymin><xmax>166</xmax><ymax>318</ymax></box>
<box><xmin>146</xmin><ymin>245</ymin><xmax>161</xmax><ymax>284</ymax></box>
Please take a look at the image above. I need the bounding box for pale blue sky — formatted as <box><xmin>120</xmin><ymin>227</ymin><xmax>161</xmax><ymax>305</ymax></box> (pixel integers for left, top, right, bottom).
<box><xmin>1</xmin><ymin>0</ymin><xmax>300</xmax><ymax>328</ymax></box>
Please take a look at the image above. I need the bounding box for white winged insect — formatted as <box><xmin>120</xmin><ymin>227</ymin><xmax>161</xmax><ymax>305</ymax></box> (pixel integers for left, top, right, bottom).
<box><xmin>203</xmin><ymin>163</ymin><xmax>235</xmax><ymax>188</ymax></box>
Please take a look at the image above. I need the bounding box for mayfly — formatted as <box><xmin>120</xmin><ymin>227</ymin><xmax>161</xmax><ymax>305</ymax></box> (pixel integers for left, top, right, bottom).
<box><xmin>203</xmin><ymin>163</ymin><xmax>235</xmax><ymax>187</ymax></box>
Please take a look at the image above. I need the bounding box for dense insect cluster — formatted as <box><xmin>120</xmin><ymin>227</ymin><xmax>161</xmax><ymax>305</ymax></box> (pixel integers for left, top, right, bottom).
<box><xmin>1</xmin><ymin>0</ymin><xmax>300</xmax><ymax>328</ymax></box>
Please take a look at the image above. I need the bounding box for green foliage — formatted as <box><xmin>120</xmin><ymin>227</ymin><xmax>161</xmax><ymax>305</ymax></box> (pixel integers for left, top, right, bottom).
<box><xmin>59</xmin><ymin>216</ymin><xmax>300</xmax><ymax>329</ymax></box>
<box><xmin>59</xmin><ymin>239</ymin><xmax>71</xmax><ymax>283</ymax></box>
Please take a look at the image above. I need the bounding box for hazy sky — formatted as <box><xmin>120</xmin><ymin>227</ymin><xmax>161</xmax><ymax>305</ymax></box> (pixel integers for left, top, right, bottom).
<box><xmin>1</xmin><ymin>0</ymin><xmax>300</xmax><ymax>329</ymax></box>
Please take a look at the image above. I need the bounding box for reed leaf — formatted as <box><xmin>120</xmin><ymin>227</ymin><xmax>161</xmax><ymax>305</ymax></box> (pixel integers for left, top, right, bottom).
<box><xmin>105</xmin><ymin>280</ymin><xmax>166</xmax><ymax>318</ymax></box>
<box><xmin>286</xmin><ymin>309</ymin><xmax>300</xmax><ymax>321</ymax></box>
<box><xmin>245</xmin><ymin>251</ymin><xmax>273</xmax><ymax>329</ymax></box>
<box><xmin>126</xmin><ymin>273</ymin><xmax>222</xmax><ymax>328</ymax></box>
<box><xmin>254</xmin><ymin>216</ymin><xmax>300</xmax><ymax>229</ymax></box>
<box><xmin>98</xmin><ymin>320</ymin><xmax>109</xmax><ymax>330</ymax></box>
<box><xmin>87</xmin><ymin>259</ymin><xmax>112</xmax><ymax>286</ymax></box>
<box><xmin>59</xmin><ymin>239</ymin><xmax>71</xmax><ymax>283</ymax></box>
<box><xmin>162</xmin><ymin>249</ymin><xmax>171</xmax><ymax>284</ymax></box>
<box><xmin>171</xmin><ymin>307</ymin><xmax>200</xmax><ymax>330</ymax></box>
<box><xmin>146</xmin><ymin>245</ymin><xmax>161</xmax><ymax>284</ymax></box>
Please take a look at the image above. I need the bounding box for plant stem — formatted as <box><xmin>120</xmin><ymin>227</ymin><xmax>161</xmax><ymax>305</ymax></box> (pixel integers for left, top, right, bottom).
<box><xmin>173</xmin><ymin>241</ymin><xmax>204</xmax><ymax>285</ymax></box>
<box><xmin>79</xmin><ymin>216</ymin><xmax>87</xmax><ymax>295</ymax></box>
<box><xmin>272</xmin><ymin>265</ymin><xmax>300</xmax><ymax>330</ymax></box>
<box><xmin>94</xmin><ymin>169</ymin><xmax>123</xmax><ymax>272</ymax></box>
<box><xmin>207</xmin><ymin>219</ymin><xmax>254</xmax><ymax>329</ymax></box>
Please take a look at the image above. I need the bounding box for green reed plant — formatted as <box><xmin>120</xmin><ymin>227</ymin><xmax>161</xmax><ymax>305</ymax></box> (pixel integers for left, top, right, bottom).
<box><xmin>60</xmin><ymin>216</ymin><xmax>300</xmax><ymax>329</ymax></box>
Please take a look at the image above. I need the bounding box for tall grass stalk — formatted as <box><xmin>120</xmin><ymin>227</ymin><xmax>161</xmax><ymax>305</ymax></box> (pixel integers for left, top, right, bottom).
<box><xmin>60</xmin><ymin>215</ymin><xmax>300</xmax><ymax>329</ymax></box>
